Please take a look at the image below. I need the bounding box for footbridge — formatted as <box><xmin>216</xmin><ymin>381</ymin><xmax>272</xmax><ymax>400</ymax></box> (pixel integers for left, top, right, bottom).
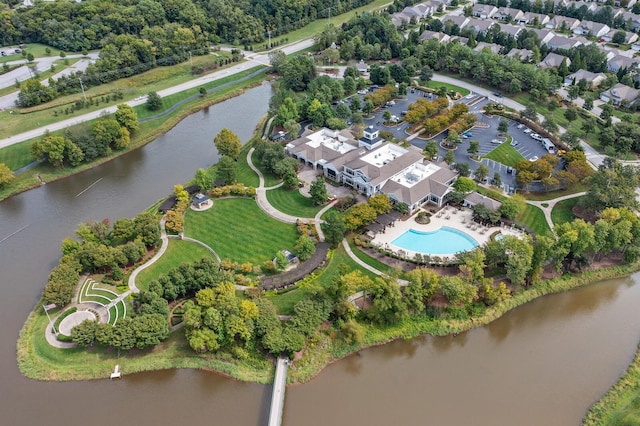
<box><xmin>267</xmin><ymin>357</ymin><xmax>289</xmax><ymax>426</ymax></box>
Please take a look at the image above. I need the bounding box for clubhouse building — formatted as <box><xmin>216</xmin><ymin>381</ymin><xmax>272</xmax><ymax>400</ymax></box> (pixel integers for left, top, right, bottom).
<box><xmin>285</xmin><ymin>126</ymin><xmax>458</xmax><ymax>212</ymax></box>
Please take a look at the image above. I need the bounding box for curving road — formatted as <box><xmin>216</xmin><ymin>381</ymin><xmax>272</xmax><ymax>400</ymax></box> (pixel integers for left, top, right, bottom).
<box><xmin>0</xmin><ymin>39</ymin><xmax>315</xmax><ymax>149</ymax></box>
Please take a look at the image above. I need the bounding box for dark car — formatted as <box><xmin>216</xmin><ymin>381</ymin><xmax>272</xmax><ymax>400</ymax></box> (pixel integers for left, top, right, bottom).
<box><xmin>493</xmin><ymin>92</ymin><xmax>502</xmax><ymax>97</ymax></box>
<box><xmin>507</xmin><ymin>166</ymin><xmax>513</xmax><ymax>174</ymax></box>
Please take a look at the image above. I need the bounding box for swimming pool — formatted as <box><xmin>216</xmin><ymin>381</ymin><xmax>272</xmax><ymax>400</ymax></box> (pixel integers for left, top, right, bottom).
<box><xmin>391</xmin><ymin>227</ymin><xmax>479</xmax><ymax>255</ymax></box>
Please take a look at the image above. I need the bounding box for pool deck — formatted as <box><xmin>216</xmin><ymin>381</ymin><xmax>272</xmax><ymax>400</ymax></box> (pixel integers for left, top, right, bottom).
<box><xmin>371</xmin><ymin>206</ymin><xmax>522</xmax><ymax>260</ymax></box>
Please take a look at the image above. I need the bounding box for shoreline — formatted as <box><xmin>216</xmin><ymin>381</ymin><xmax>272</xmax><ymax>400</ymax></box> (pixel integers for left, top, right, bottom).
<box><xmin>0</xmin><ymin>73</ymin><xmax>268</xmax><ymax>202</ymax></box>
<box><xmin>17</xmin><ymin>261</ymin><xmax>640</xmax><ymax>388</ymax></box>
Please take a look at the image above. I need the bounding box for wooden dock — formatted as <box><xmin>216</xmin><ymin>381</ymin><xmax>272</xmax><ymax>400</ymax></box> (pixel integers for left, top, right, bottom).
<box><xmin>267</xmin><ymin>357</ymin><xmax>288</xmax><ymax>426</ymax></box>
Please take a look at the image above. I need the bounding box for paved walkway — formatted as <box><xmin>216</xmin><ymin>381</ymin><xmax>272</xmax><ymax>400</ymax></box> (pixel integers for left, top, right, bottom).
<box><xmin>525</xmin><ymin>191</ymin><xmax>587</xmax><ymax>231</ymax></box>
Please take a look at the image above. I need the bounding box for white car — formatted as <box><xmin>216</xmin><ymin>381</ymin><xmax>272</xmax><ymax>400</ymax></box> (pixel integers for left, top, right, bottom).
<box><xmin>523</xmin><ymin>128</ymin><xmax>532</xmax><ymax>134</ymax></box>
<box><xmin>517</xmin><ymin>124</ymin><xmax>525</xmax><ymax>129</ymax></box>
<box><xmin>529</xmin><ymin>156</ymin><xmax>539</xmax><ymax>162</ymax></box>
<box><xmin>491</xmin><ymin>139</ymin><xmax>501</xmax><ymax>144</ymax></box>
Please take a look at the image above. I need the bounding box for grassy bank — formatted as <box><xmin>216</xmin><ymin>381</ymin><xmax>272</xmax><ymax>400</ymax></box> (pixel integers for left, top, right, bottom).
<box><xmin>288</xmin><ymin>262</ymin><xmax>640</xmax><ymax>384</ymax></box>
<box><xmin>0</xmin><ymin>69</ymin><xmax>268</xmax><ymax>202</ymax></box>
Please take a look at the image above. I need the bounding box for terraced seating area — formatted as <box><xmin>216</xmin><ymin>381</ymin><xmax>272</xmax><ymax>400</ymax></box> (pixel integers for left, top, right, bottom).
<box><xmin>77</xmin><ymin>278</ymin><xmax>127</xmax><ymax>325</ymax></box>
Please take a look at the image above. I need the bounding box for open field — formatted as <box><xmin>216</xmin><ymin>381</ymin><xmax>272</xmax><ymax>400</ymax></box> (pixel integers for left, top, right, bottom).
<box><xmin>135</xmin><ymin>239</ymin><xmax>217</xmax><ymax>292</ymax></box>
<box><xmin>184</xmin><ymin>198</ymin><xmax>298</xmax><ymax>265</ymax></box>
<box><xmin>0</xmin><ymin>59</ymin><xmax>79</xmax><ymax>98</ymax></box>
<box><xmin>426</xmin><ymin>81</ymin><xmax>470</xmax><ymax>96</ymax></box>
<box><xmin>483</xmin><ymin>141</ymin><xmax>526</xmax><ymax>167</ymax></box>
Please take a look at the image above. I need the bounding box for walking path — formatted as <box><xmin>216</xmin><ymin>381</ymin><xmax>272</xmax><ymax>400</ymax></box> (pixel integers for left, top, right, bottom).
<box><xmin>525</xmin><ymin>191</ymin><xmax>587</xmax><ymax>231</ymax></box>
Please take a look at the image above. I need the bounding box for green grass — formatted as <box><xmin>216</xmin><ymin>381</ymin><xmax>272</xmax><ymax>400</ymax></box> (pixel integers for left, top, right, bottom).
<box><xmin>184</xmin><ymin>198</ymin><xmax>298</xmax><ymax>265</ymax></box>
<box><xmin>250</xmin><ymin>0</ymin><xmax>392</xmax><ymax>51</ymax></box>
<box><xmin>426</xmin><ymin>81</ymin><xmax>470</xmax><ymax>96</ymax></box>
<box><xmin>0</xmin><ymin>59</ymin><xmax>79</xmax><ymax>98</ymax></box>
<box><xmin>483</xmin><ymin>141</ymin><xmax>526</xmax><ymax>167</ymax></box>
<box><xmin>252</xmin><ymin>150</ymin><xmax>282</xmax><ymax>187</ymax></box>
<box><xmin>523</xmin><ymin>184</ymin><xmax>588</xmax><ymax>201</ymax></box>
<box><xmin>265</xmin><ymin>287</ymin><xmax>312</xmax><ymax>315</ymax></box>
<box><xmin>235</xmin><ymin>146</ymin><xmax>260</xmax><ymax>188</ymax></box>
<box><xmin>604</xmin><ymin>393</ymin><xmax>640</xmax><ymax>426</ymax></box>
<box><xmin>135</xmin><ymin>239</ymin><xmax>217</xmax><ymax>292</ymax></box>
<box><xmin>517</xmin><ymin>204</ymin><xmax>551</xmax><ymax>235</ymax></box>
<box><xmin>347</xmin><ymin>236</ymin><xmax>394</xmax><ymax>275</ymax></box>
<box><xmin>0</xmin><ymin>139</ymin><xmax>35</xmax><ymax>171</ymax></box>
<box><xmin>550</xmin><ymin>197</ymin><xmax>582</xmax><ymax>226</ymax></box>
<box><xmin>265</xmin><ymin>186</ymin><xmax>323</xmax><ymax>218</ymax></box>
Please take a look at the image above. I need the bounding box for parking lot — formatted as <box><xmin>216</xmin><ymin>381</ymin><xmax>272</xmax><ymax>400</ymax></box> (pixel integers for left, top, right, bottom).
<box><xmin>341</xmin><ymin>86</ymin><xmax>558</xmax><ymax>193</ymax></box>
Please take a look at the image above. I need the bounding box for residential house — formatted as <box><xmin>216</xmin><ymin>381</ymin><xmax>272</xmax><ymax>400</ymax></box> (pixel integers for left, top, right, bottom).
<box><xmin>601</xmin><ymin>29</ymin><xmax>639</xmax><ymax>44</ymax></box>
<box><xmin>474</xmin><ymin>42</ymin><xmax>502</xmax><ymax>54</ymax></box>
<box><xmin>419</xmin><ymin>30</ymin><xmax>451</xmax><ymax>43</ymax></box>
<box><xmin>443</xmin><ymin>14</ymin><xmax>470</xmax><ymax>30</ymax></box>
<box><xmin>465</xmin><ymin>18</ymin><xmax>496</xmax><ymax>35</ymax></box>
<box><xmin>285</xmin><ymin>127</ymin><xmax>458</xmax><ymax>211</ymax></box>
<box><xmin>517</xmin><ymin>12</ymin><xmax>550</xmax><ymax>26</ymax></box>
<box><xmin>530</xmin><ymin>28</ymin><xmax>556</xmax><ymax>44</ymax></box>
<box><xmin>472</xmin><ymin>4</ymin><xmax>498</xmax><ymax>19</ymax></box>
<box><xmin>506</xmin><ymin>48</ymin><xmax>534</xmax><ymax>62</ymax></box>
<box><xmin>572</xmin><ymin>20</ymin><xmax>610</xmax><ymax>37</ymax></box>
<box><xmin>631</xmin><ymin>41</ymin><xmax>640</xmax><ymax>52</ymax></box>
<box><xmin>546</xmin><ymin>16</ymin><xmax>581</xmax><ymax>31</ymax></box>
<box><xmin>546</xmin><ymin>34</ymin><xmax>583</xmax><ymax>50</ymax></box>
<box><xmin>571</xmin><ymin>1</ymin><xmax>598</xmax><ymax>13</ymax></box>
<box><xmin>592</xmin><ymin>5</ymin><xmax>624</xmax><ymax>20</ymax></box>
<box><xmin>493</xmin><ymin>7</ymin><xmax>524</xmax><ymax>21</ymax></box>
<box><xmin>539</xmin><ymin>52</ymin><xmax>572</xmax><ymax>69</ymax></box>
<box><xmin>607</xmin><ymin>54</ymin><xmax>640</xmax><ymax>73</ymax></box>
<box><xmin>391</xmin><ymin>13</ymin><xmax>413</xmax><ymax>27</ymax></box>
<box><xmin>599</xmin><ymin>83</ymin><xmax>640</xmax><ymax>106</ymax></box>
<box><xmin>563</xmin><ymin>69</ymin><xmax>606</xmax><ymax>87</ymax></box>
<box><xmin>619</xmin><ymin>11</ymin><xmax>640</xmax><ymax>32</ymax></box>
<box><xmin>498</xmin><ymin>23</ymin><xmax>524</xmax><ymax>38</ymax></box>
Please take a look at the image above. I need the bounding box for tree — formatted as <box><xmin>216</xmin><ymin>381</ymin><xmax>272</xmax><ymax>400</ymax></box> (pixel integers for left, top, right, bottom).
<box><xmin>542</xmin><ymin>118</ymin><xmax>558</xmax><ymax>134</ymax></box>
<box><xmin>309</xmin><ymin>176</ymin><xmax>328</xmax><ymax>206</ymax></box>
<box><xmin>467</xmin><ymin>140</ymin><xmax>479</xmax><ymax>159</ymax></box>
<box><xmin>583</xmin><ymin>97</ymin><xmax>593</xmax><ymax>111</ymax></box>
<box><xmin>564</xmin><ymin>107</ymin><xmax>578</xmax><ymax>122</ymax></box>
<box><xmin>453</xmin><ymin>176</ymin><xmax>476</xmax><ymax>193</ymax></box>
<box><xmin>454</xmin><ymin>162</ymin><xmax>471</xmax><ymax>177</ymax></box>
<box><xmin>612</xmin><ymin>30</ymin><xmax>626</xmax><ymax>44</ymax></box>
<box><xmin>115</xmin><ymin>104</ymin><xmax>139</xmax><ymax>133</ymax></box>
<box><xmin>213</xmin><ymin>128</ymin><xmax>242</xmax><ymax>160</ymax></box>
<box><xmin>217</xmin><ymin>156</ymin><xmax>237</xmax><ymax>184</ymax></box>
<box><xmin>445</xmin><ymin>129</ymin><xmax>460</xmax><ymax>148</ymax></box>
<box><xmin>498</xmin><ymin>118</ymin><xmax>509</xmax><ymax>134</ymax></box>
<box><xmin>31</xmin><ymin>134</ymin><xmax>66</xmax><ymax>168</ymax></box>
<box><xmin>502</xmin><ymin>235</ymin><xmax>533</xmax><ymax>286</ymax></box>
<box><xmin>474</xmin><ymin>164</ymin><xmax>489</xmax><ymax>183</ymax></box>
<box><xmin>499</xmin><ymin>196</ymin><xmax>523</xmax><ymax>219</ymax></box>
<box><xmin>493</xmin><ymin>172</ymin><xmax>501</xmax><ymax>188</ymax></box>
<box><xmin>71</xmin><ymin>320</ymin><xmax>98</xmax><ymax>347</ymax></box>
<box><xmin>199</xmin><ymin>87</ymin><xmax>207</xmax><ymax>96</ymax></box>
<box><xmin>146</xmin><ymin>91</ymin><xmax>162</xmax><ymax>111</ymax></box>
<box><xmin>424</xmin><ymin>140</ymin><xmax>439</xmax><ymax>160</ymax></box>
<box><xmin>367</xmin><ymin>277</ymin><xmax>408</xmax><ymax>325</ymax></box>
<box><xmin>321</xmin><ymin>210</ymin><xmax>346</xmax><ymax>247</ymax></box>
<box><xmin>521</xmin><ymin>105</ymin><xmax>538</xmax><ymax>122</ymax></box>
<box><xmin>0</xmin><ymin>163</ymin><xmax>14</xmax><ymax>187</ymax></box>
<box><xmin>194</xmin><ymin>168</ymin><xmax>212</xmax><ymax>191</ymax></box>
<box><xmin>444</xmin><ymin>149</ymin><xmax>455</xmax><ymax>164</ymax></box>
<box><xmin>440</xmin><ymin>276</ymin><xmax>477</xmax><ymax>306</ymax></box>
<box><xmin>294</xmin><ymin>234</ymin><xmax>316</xmax><ymax>261</ymax></box>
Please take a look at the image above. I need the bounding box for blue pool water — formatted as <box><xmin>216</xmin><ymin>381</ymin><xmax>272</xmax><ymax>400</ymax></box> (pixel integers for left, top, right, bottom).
<box><xmin>391</xmin><ymin>227</ymin><xmax>479</xmax><ymax>255</ymax></box>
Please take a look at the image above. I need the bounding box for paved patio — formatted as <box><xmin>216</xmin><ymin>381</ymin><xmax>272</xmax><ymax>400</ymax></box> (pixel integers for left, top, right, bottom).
<box><xmin>370</xmin><ymin>206</ymin><xmax>522</xmax><ymax>260</ymax></box>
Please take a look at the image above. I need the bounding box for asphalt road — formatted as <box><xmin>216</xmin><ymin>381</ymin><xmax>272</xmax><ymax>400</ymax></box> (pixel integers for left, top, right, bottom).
<box><xmin>0</xmin><ymin>39</ymin><xmax>315</xmax><ymax>149</ymax></box>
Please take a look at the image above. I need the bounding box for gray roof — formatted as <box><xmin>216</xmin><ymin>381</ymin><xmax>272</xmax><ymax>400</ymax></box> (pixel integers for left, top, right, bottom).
<box><xmin>602</xmin><ymin>83</ymin><xmax>640</xmax><ymax>102</ymax></box>
<box><xmin>464</xmin><ymin>192</ymin><xmax>503</xmax><ymax>211</ymax></box>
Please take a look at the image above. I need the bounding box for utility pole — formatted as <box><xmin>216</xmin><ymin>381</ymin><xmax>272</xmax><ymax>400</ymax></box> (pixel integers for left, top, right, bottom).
<box><xmin>78</xmin><ymin>76</ymin><xmax>87</xmax><ymax>102</ymax></box>
<box><xmin>328</xmin><ymin>6</ymin><xmax>331</xmax><ymax>23</ymax></box>
<box><xmin>189</xmin><ymin>51</ymin><xmax>193</xmax><ymax>67</ymax></box>
<box><xmin>267</xmin><ymin>30</ymin><xmax>271</xmax><ymax>49</ymax></box>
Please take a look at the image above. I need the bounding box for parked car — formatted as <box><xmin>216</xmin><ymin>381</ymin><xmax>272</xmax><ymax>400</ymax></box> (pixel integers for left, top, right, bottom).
<box><xmin>493</xmin><ymin>92</ymin><xmax>503</xmax><ymax>98</ymax></box>
<box><xmin>507</xmin><ymin>166</ymin><xmax>513</xmax><ymax>174</ymax></box>
<box><xmin>510</xmin><ymin>140</ymin><xmax>519</xmax><ymax>147</ymax></box>
<box><xmin>462</xmin><ymin>131</ymin><xmax>473</xmax><ymax>137</ymax></box>
<box><xmin>516</xmin><ymin>124</ymin><xmax>525</xmax><ymax>129</ymax></box>
<box><xmin>529</xmin><ymin>156</ymin><xmax>539</xmax><ymax>162</ymax></box>
<box><xmin>491</xmin><ymin>139</ymin><xmax>501</xmax><ymax>144</ymax></box>
<box><xmin>523</xmin><ymin>128</ymin><xmax>532</xmax><ymax>134</ymax></box>
<box><xmin>531</xmin><ymin>133</ymin><xmax>542</xmax><ymax>141</ymax></box>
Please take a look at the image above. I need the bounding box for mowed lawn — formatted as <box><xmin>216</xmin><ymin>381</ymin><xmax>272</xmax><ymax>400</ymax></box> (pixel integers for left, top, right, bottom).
<box><xmin>551</xmin><ymin>196</ymin><xmax>582</xmax><ymax>226</ymax></box>
<box><xmin>265</xmin><ymin>186</ymin><xmax>323</xmax><ymax>218</ymax></box>
<box><xmin>483</xmin><ymin>141</ymin><xmax>526</xmax><ymax>167</ymax></box>
<box><xmin>518</xmin><ymin>204</ymin><xmax>551</xmax><ymax>236</ymax></box>
<box><xmin>426</xmin><ymin>81</ymin><xmax>470</xmax><ymax>96</ymax></box>
<box><xmin>0</xmin><ymin>139</ymin><xmax>34</xmax><ymax>171</ymax></box>
<box><xmin>184</xmin><ymin>198</ymin><xmax>298</xmax><ymax>265</ymax></box>
<box><xmin>135</xmin><ymin>239</ymin><xmax>216</xmax><ymax>291</ymax></box>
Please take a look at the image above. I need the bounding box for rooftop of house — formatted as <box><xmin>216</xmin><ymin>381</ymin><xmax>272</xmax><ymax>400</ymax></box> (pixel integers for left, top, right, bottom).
<box><xmin>465</xmin><ymin>191</ymin><xmax>503</xmax><ymax>211</ymax></box>
<box><xmin>603</xmin><ymin>83</ymin><xmax>640</xmax><ymax>101</ymax></box>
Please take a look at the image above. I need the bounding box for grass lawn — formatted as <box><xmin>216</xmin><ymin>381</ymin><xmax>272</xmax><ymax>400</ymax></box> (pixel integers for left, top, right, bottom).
<box><xmin>551</xmin><ymin>197</ymin><xmax>582</xmax><ymax>227</ymax></box>
<box><xmin>235</xmin><ymin>146</ymin><xmax>261</xmax><ymax>188</ymax></box>
<box><xmin>517</xmin><ymin>204</ymin><xmax>551</xmax><ymax>236</ymax></box>
<box><xmin>483</xmin><ymin>141</ymin><xmax>526</xmax><ymax>167</ymax></box>
<box><xmin>0</xmin><ymin>59</ymin><xmax>79</xmax><ymax>98</ymax></box>
<box><xmin>347</xmin><ymin>235</ymin><xmax>394</xmax><ymax>275</ymax></box>
<box><xmin>0</xmin><ymin>139</ymin><xmax>34</xmax><ymax>171</ymax></box>
<box><xmin>524</xmin><ymin>183</ymin><xmax>588</xmax><ymax>201</ymax></box>
<box><xmin>250</xmin><ymin>0</ymin><xmax>391</xmax><ymax>51</ymax></box>
<box><xmin>603</xmin><ymin>392</ymin><xmax>640</xmax><ymax>426</ymax></box>
<box><xmin>265</xmin><ymin>287</ymin><xmax>312</xmax><ymax>315</ymax></box>
<box><xmin>252</xmin><ymin>150</ymin><xmax>282</xmax><ymax>187</ymax></box>
<box><xmin>426</xmin><ymin>81</ymin><xmax>470</xmax><ymax>96</ymax></box>
<box><xmin>184</xmin><ymin>198</ymin><xmax>298</xmax><ymax>265</ymax></box>
<box><xmin>265</xmin><ymin>186</ymin><xmax>323</xmax><ymax>218</ymax></box>
<box><xmin>135</xmin><ymin>239</ymin><xmax>217</xmax><ymax>292</ymax></box>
